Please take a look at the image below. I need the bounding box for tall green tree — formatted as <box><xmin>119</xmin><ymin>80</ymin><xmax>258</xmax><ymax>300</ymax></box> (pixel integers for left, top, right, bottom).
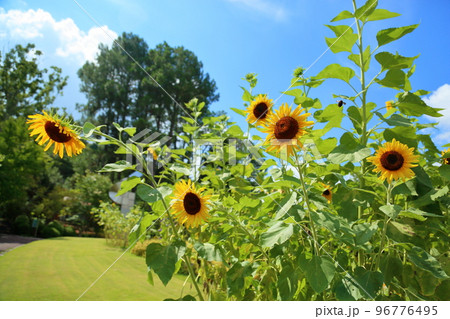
<box><xmin>0</xmin><ymin>44</ymin><xmax>67</xmax><ymax>120</ymax></box>
<box><xmin>77</xmin><ymin>33</ymin><xmax>219</xmax><ymax>147</ymax></box>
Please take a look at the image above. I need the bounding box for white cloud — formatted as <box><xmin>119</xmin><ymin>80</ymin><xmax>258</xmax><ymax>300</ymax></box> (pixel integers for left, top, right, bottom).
<box><xmin>423</xmin><ymin>84</ymin><xmax>450</xmax><ymax>144</ymax></box>
<box><xmin>227</xmin><ymin>0</ymin><xmax>288</xmax><ymax>21</ymax></box>
<box><xmin>0</xmin><ymin>8</ymin><xmax>117</xmax><ymax>64</ymax></box>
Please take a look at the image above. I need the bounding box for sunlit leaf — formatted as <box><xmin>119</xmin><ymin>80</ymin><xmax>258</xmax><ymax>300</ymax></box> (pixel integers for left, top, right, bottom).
<box><xmin>376</xmin><ymin>24</ymin><xmax>419</xmax><ymax>47</ymax></box>
<box><xmin>260</xmin><ymin>221</ymin><xmax>294</xmax><ymax>248</ymax></box>
<box><xmin>316</xmin><ymin>63</ymin><xmax>355</xmax><ymax>84</ymax></box>
<box><xmin>408</xmin><ymin>246</ymin><xmax>449</xmax><ymax>279</ymax></box>
<box><xmin>117</xmin><ymin>176</ymin><xmax>142</xmax><ymax>196</ymax></box>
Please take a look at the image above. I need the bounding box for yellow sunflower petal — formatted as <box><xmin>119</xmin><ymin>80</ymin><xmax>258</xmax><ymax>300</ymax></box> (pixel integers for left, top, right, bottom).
<box><xmin>368</xmin><ymin>139</ymin><xmax>420</xmax><ymax>183</ymax></box>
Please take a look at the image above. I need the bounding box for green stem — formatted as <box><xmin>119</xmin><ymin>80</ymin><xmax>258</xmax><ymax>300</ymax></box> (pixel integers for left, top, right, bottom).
<box><xmin>164</xmin><ymin>203</ymin><xmax>205</xmax><ymax>301</ymax></box>
<box><xmin>232</xmin><ymin>210</ymin><xmax>271</xmax><ymax>262</ymax></box>
<box><xmin>294</xmin><ymin>152</ymin><xmax>320</xmax><ymax>255</ymax></box>
<box><xmin>374</xmin><ymin>183</ymin><xmax>393</xmax><ymax>270</ymax></box>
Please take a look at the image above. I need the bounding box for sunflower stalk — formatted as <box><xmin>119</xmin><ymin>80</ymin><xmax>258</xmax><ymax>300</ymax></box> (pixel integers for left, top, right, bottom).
<box><xmin>374</xmin><ymin>182</ymin><xmax>393</xmax><ymax>271</ymax></box>
<box><xmin>163</xmin><ymin>202</ymin><xmax>205</xmax><ymax>301</ymax></box>
<box><xmin>294</xmin><ymin>151</ymin><xmax>320</xmax><ymax>255</ymax></box>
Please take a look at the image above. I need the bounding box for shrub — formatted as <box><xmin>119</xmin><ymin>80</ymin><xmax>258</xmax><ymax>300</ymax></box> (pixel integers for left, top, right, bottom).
<box><xmin>63</xmin><ymin>226</ymin><xmax>76</xmax><ymax>236</ymax></box>
<box><xmin>14</xmin><ymin>215</ymin><xmax>30</xmax><ymax>235</ymax></box>
<box><xmin>41</xmin><ymin>226</ymin><xmax>61</xmax><ymax>238</ymax></box>
<box><xmin>47</xmin><ymin>221</ymin><xmax>64</xmax><ymax>234</ymax></box>
<box><xmin>131</xmin><ymin>239</ymin><xmax>160</xmax><ymax>257</ymax></box>
<box><xmin>91</xmin><ymin>202</ymin><xmax>142</xmax><ymax>248</ymax></box>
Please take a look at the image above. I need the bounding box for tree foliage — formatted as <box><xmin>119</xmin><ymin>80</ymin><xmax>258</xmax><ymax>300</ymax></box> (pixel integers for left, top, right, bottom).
<box><xmin>77</xmin><ymin>33</ymin><xmax>219</xmax><ymax>144</ymax></box>
<box><xmin>0</xmin><ymin>44</ymin><xmax>67</xmax><ymax>121</ymax></box>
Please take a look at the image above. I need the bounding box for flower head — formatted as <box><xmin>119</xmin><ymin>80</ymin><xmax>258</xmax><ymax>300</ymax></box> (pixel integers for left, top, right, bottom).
<box><xmin>148</xmin><ymin>147</ymin><xmax>158</xmax><ymax>160</ymax></box>
<box><xmin>27</xmin><ymin>111</ymin><xmax>85</xmax><ymax>158</ymax></box>
<box><xmin>368</xmin><ymin>139</ymin><xmax>420</xmax><ymax>183</ymax></box>
<box><xmin>442</xmin><ymin>148</ymin><xmax>450</xmax><ymax>165</ymax></box>
<box><xmin>263</xmin><ymin>103</ymin><xmax>313</xmax><ymax>157</ymax></box>
<box><xmin>386</xmin><ymin>101</ymin><xmax>393</xmax><ymax>110</ymax></box>
<box><xmin>320</xmin><ymin>183</ymin><xmax>332</xmax><ymax>203</ymax></box>
<box><xmin>171</xmin><ymin>180</ymin><xmax>211</xmax><ymax>228</ymax></box>
<box><xmin>245</xmin><ymin>95</ymin><xmax>273</xmax><ymax>125</ymax></box>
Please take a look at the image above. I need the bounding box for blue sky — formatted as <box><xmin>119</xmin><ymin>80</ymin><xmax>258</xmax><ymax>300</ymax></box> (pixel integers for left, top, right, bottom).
<box><xmin>1</xmin><ymin>0</ymin><xmax>449</xmax><ymax>147</ymax></box>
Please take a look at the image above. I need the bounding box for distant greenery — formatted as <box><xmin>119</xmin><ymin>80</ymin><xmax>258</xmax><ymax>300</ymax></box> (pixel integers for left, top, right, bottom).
<box><xmin>0</xmin><ymin>237</ymin><xmax>195</xmax><ymax>300</ymax></box>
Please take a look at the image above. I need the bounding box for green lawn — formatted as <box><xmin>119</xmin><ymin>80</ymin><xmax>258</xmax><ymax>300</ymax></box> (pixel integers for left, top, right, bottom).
<box><xmin>0</xmin><ymin>237</ymin><xmax>194</xmax><ymax>300</ymax></box>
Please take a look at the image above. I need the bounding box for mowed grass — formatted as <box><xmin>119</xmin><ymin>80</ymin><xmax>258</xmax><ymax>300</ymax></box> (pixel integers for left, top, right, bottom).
<box><xmin>0</xmin><ymin>237</ymin><xmax>194</xmax><ymax>300</ymax></box>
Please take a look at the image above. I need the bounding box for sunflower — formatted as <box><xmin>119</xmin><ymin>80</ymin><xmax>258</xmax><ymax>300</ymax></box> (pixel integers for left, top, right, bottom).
<box><xmin>320</xmin><ymin>183</ymin><xmax>332</xmax><ymax>203</ymax></box>
<box><xmin>171</xmin><ymin>179</ymin><xmax>211</xmax><ymax>228</ymax></box>
<box><xmin>245</xmin><ymin>94</ymin><xmax>273</xmax><ymax>125</ymax></box>
<box><xmin>148</xmin><ymin>147</ymin><xmax>157</xmax><ymax>160</ymax></box>
<box><xmin>385</xmin><ymin>101</ymin><xmax>393</xmax><ymax>110</ymax></box>
<box><xmin>27</xmin><ymin>111</ymin><xmax>85</xmax><ymax>158</ymax></box>
<box><xmin>263</xmin><ymin>103</ymin><xmax>313</xmax><ymax>157</ymax></box>
<box><xmin>443</xmin><ymin>148</ymin><xmax>450</xmax><ymax>165</ymax></box>
<box><xmin>367</xmin><ymin>139</ymin><xmax>420</xmax><ymax>183</ymax></box>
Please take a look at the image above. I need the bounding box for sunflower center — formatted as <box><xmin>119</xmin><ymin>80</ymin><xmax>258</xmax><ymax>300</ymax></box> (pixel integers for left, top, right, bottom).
<box><xmin>274</xmin><ymin>116</ymin><xmax>299</xmax><ymax>140</ymax></box>
<box><xmin>380</xmin><ymin>151</ymin><xmax>404</xmax><ymax>171</ymax></box>
<box><xmin>322</xmin><ymin>189</ymin><xmax>330</xmax><ymax>196</ymax></box>
<box><xmin>253</xmin><ymin>103</ymin><xmax>269</xmax><ymax>120</ymax></box>
<box><xmin>183</xmin><ymin>192</ymin><xmax>201</xmax><ymax>215</ymax></box>
<box><xmin>44</xmin><ymin>121</ymin><xmax>72</xmax><ymax>143</ymax></box>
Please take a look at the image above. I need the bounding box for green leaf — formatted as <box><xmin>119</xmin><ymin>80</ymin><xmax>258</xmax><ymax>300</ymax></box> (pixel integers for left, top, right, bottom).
<box><xmin>375</xmin><ymin>51</ymin><xmax>419</xmax><ymax>71</ymax></box>
<box><xmin>354</xmin><ymin>0</ymin><xmax>378</xmax><ymax>22</ymax></box>
<box><xmin>430</xmin><ymin>186</ymin><xmax>449</xmax><ymax>201</ymax></box>
<box><xmin>316</xmin><ymin>63</ymin><xmax>355</xmax><ymax>84</ymax></box>
<box><xmin>239</xmin><ymin>196</ymin><xmax>261</xmax><ymax>208</ymax></box>
<box><xmin>260</xmin><ymin>221</ymin><xmax>294</xmax><ymax>248</ymax></box>
<box><xmin>353</xmin><ymin>223</ymin><xmax>378</xmax><ymax>245</ymax></box>
<box><xmin>225</xmin><ymin>125</ymin><xmax>244</xmax><ymax>138</ymax></box>
<box><xmin>439</xmin><ymin>165</ymin><xmax>450</xmax><ymax>181</ymax></box>
<box><xmin>328</xmin><ymin>132</ymin><xmax>372</xmax><ymax>164</ymax></box>
<box><xmin>392</xmin><ymin>180</ymin><xmax>417</xmax><ymax>196</ymax></box>
<box><xmin>375</xmin><ymin>69</ymin><xmax>408</xmax><ymax>90</ymax></box>
<box><xmin>399</xmin><ymin>207</ymin><xmax>443</xmax><ymax>221</ymax></box>
<box><xmin>380</xmin><ymin>255</ymin><xmax>403</xmax><ymax>285</ymax></box>
<box><xmin>194</xmin><ymin>242</ymin><xmax>223</xmax><ymax>262</ymax></box>
<box><xmin>376</xmin><ymin>24</ymin><xmax>419</xmax><ymax>47</ymax></box>
<box><xmin>136</xmin><ymin>184</ymin><xmax>166</xmax><ymax>203</ymax></box>
<box><xmin>82</xmin><ymin>122</ymin><xmax>96</xmax><ymax>137</ymax></box>
<box><xmin>305</xmin><ymin>256</ymin><xmax>335</xmax><ymax>293</ymax></box>
<box><xmin>330</xmin><ymin>10</ymin><xmax>353</xmax><ymax>22</ymax></box>
<box><xmin>98</xmin><ymin>160</ymin><xmax>135</xmax><ymax>173</ymax></box>
<box><xmin>383</xmin><ymin>126</ymin><xmax>418</xmax><ymax>149</ymax></box>
<box><xmin>379</xmin><ymin>204</ymin><xmax>402</xmax><ymax>219</ymax></box>
<box><xmin>123</xmin><ymin>127</ymin><xmax>136</xmax><ymax>137</ymax></box>
<box><xmin>348</xmin><ymin>45</ymin><xmax>371</xmax><ymax>72</ymax></box>
<box><xmin>347</xmin><ymin>106</ymin><xmax>363</xmax><ymax>134</ymax></box>
<box><xmin>117</xmin><ymin>176</ymin><xmax>142</xmax><ymax>196</ymax></box>
<box><xmin>374</xmin><ymin>112</ymin><xmax>412</xmax><ymax>127</ymax></box>
<box><xmin>226</xmin><ymin>261</ymin><xmax>252</xmax><ymax>296</ymax></box>
<box><xmin>335</xmin><ymin>277</ymin><xmax>363</xmax><ymax>301</ymax></box>
<box><xmin>313</xmin><ymin>103</ymin><xmax>345</xmax><ymax>134</ymax></box>
<box><xmin>169</xmin><ymin>164</ymin><xmax>191</xmax><ymax>175</ymax></box>
<box><xmin>315</xmin><ymin>138</ymin><xmax>338</xmax><ymax>156</ymax></box>
<box><xmin>324</xmin><ymin>25</ymin><xmax>358</xmax><ymax>53</ymax></box>
<box><xmin>408</xmin><ymin>247</ymin><xmax>449</xmax><ymax>279</ymax></box>
<box><xmin>230</xmin><ymin>107</ymin><xmax>246</xmax><ymax>117</ymax></box>
<box><xmin>354</xmin><ymin>268</ymin><xmax>384</xmax><ymax>298</ymax></box>
<box><xmin>146</xmin><ymin>242</ymin><xmax>186</xmax><ymax>286</ymax></box>
<box><xmin>366</xmin><ymin>8</ymin><xmax>401</xmax><ymax>21</ymax></box>
<box><xmin>278</xmin><ymin>264</ymin><xmax>298</xmax><ymax>300</ymax></box>
<box><xmin>274</xmin><ymin>192</ymin><xmax>297</xmax><ymax>220</ymax></box>
<box><xmin>240</xmin><ymin>86</ymin><xmax>253</xmax><ymax>102</ymax></box>
<box><xmin>129</xmin><ymin>213</ymin><xmax>159</xmax><ymax>244</ymax></box>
